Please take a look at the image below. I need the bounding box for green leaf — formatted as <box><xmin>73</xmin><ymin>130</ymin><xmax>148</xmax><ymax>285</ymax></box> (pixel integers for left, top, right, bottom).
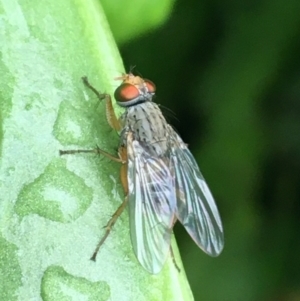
<box><xmin>0</xmin><ymin>0</ymin><xmax>193</xmax><ymax>300</ymax></box>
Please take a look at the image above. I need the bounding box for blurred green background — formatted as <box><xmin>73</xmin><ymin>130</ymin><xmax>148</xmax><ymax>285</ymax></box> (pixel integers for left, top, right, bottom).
<box><xmin>103</xmin><ymin>0</ymin><xmax>300</xmax><ymax>300</ymax></box>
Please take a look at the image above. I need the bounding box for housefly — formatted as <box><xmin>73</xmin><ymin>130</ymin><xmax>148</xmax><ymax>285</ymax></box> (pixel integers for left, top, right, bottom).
<box><xmin>60</xmin><ymin>73</ymin><xmax>224</xmax><ymax>274</ymax></box>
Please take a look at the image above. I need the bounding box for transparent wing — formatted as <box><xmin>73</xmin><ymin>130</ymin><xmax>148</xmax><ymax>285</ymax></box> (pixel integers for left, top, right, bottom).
<box><xmin>168</xmin><ymin>128</ymin><xmax>224</xmax><ymax>256</ymax></box>
<box><xmin>127</xmin><ymin>133</ymin><xmax>176</xmax><ymax>274</ymax></box>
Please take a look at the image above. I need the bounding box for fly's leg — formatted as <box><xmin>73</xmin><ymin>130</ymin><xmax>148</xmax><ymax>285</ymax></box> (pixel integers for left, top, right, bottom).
<box><xmin>59</xmin><ymin>147</ymin><xmax>124</xmax><ymax>163</ymax></box>
<box><xmin>82</xmin><ymin>76</ymin><xmax>121</xmax><ymax>131</ymax></box>
<box><xmin>170</xmin><ymin>246</ymin><xmax>181</xmax><ymax>273</ymax></box>
<box><xmin>60</xmin><ymin>144</ymin><xmax>128</xmax><ymax>260</ymax></box>
<box><xmin>90</xmin><ymin>195</ymin><xmax>128</xmax><ymax>261</ymax></box>
<box><xmin>60</xmin><ymin>147</ymin><xmax>128</xmax><ymax>260</ymax></box>
<box><xmin>170</xmin><ymin>216</ymin><xmax>181</xmax><ymax>272</ymax></box>
<box><xmin>90</xmin><ymin>146</ymin><xmax>128</xmax><ymax>261</ymax></box>
<box><xmin>60</xmin><ymin>77</ymin><xmax>127</xmax><ymax>259</ymax></box>
<box><xmin>59</xmin><ymin>77</ymin><xmax>121</xmax><ymax>158</ymax></box>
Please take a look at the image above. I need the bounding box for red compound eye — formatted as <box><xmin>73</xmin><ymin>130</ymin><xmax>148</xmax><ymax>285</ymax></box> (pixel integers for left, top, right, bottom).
<box><xmin>114</xmin><ymin>83</ymin><xmax>140</xmax><ymax>102</ymax></box>
<box><xmin>144</xmin><ymin>79</ymin><xmax>156</xmax><ymax>93</ymax></box>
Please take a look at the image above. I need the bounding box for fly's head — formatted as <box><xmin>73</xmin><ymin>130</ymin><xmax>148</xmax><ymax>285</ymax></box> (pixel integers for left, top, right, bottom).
<box><xmin>114</xmin><ymin>73</ymin><xmax>156</xmax><ymax>107</ymax></box>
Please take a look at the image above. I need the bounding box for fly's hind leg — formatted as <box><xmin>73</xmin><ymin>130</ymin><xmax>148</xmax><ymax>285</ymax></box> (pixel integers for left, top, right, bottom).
<box><xmin>90</xmin><ymin>194</ymin><xmax>128</xmax><ymax>261</ymax></box>
<box><xmin>170</xmin><ymin>246</ymin><xmax>181</xmax><ymax>273</ymax></box>
<box><xmin>170</xmin><ymin>217</ymin><xmax>181</xmax><ymax>272</ymax></box>
<box><xmin>90</xmin><ymin>146</ymin><xmax>129</xmax><ymax>261</ymax></box>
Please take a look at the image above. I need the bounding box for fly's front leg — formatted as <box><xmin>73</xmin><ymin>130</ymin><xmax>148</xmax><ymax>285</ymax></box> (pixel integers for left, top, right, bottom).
<box><xmin>82</xmin><ymin>76</ymin><xmax>121</xmax><ymax>131</ymax></box>
<box><xmin>90</xmin><ymin>146</ymin><xmax>129</xmax><ymax>261</ymax></box>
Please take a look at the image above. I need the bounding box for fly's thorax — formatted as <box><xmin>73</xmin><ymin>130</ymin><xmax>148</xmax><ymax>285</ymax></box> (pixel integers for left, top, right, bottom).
<box><xmin>119</xmin><ymin>102</ymin><xmax>170</xmax><ymax>156</ymax></box>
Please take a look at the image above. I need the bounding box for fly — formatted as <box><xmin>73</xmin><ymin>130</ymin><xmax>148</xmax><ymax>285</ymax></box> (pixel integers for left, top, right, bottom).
<box><xmin>60</xmin><ymin>73</ymin><xmax>224</xmax><ymax>274</ymax></box>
